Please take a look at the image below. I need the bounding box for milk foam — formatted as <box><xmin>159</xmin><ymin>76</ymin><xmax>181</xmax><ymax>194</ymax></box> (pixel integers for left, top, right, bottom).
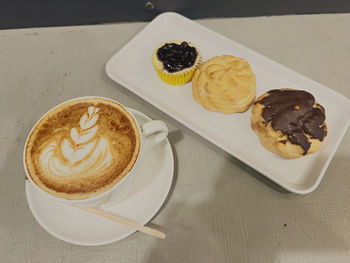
<box><xmin>39</xmin><ymin>106</ymin><xmax>113</xmax><ymax>177</ymax></box>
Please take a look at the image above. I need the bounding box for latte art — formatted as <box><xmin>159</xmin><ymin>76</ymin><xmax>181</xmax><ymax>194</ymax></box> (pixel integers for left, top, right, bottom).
<box><xmin>40</xmin><ymin>106</ymin><xmax>113</xmax><ymax>177</ymax></box>
<box><xmin>25</xmin><ymin>97</ymin><xmax>141</xmax><ymax>200</ymax></box>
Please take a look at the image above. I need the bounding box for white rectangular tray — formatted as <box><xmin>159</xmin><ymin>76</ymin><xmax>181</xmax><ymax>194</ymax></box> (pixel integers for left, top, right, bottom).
<box><xmin>106</xmin><ymin>12</ymin><xmax>350</xmax><ymax>194</ymax></box>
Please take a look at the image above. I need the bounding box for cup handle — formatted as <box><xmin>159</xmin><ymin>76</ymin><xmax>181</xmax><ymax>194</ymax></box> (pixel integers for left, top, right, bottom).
<box><xmin>98</xmin><ymin>120</ymin><xmax>168</xmax><ymax>209</ymax></box>
<box><xmin>141</xmin><ymin>120</ymin><xmax>168</xmax><ymax>151</ymax></box>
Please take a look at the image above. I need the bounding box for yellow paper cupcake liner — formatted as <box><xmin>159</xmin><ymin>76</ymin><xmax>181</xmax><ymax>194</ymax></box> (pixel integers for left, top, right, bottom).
<box><xmin>154</xmin><ymin>66</ymin><xmax>197</xmax><ymax>85</ymax></box>
<box><xmin>152</xmin><ymin>41</ymin><xmax>201</xmax><ymax>86</ymax></box>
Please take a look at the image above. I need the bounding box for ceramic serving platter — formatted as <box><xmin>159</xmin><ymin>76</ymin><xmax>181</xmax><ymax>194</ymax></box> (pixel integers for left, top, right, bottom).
<box><xmin>106</xmin><ymin>12</ymin><xmax>350</xmax><ymax>194</ymax></box>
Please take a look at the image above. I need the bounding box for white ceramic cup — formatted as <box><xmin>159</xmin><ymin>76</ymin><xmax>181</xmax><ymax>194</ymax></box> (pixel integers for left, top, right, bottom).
<box><xmin>23</xmin><ymin>96</ymin><xmax>168</xmax><ymax>208</ymax></box>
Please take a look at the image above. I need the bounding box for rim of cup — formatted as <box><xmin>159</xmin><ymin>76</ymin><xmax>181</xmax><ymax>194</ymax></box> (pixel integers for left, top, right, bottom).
<box><xmin>23</xmin><ymin>96</ymin><xmax>143</xmax><ymax>205</ymax></box>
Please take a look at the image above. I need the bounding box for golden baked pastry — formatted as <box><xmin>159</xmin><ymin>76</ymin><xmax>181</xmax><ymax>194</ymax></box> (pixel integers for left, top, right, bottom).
<box><xmin>191</xmin><ymin>55</ymin><xmax>256</xmax><ymax>114</ymax></box>
<box><xmin>251</xmin><ymin>89</ymin><xmax>327</xmax><ymax>159</ymax></box>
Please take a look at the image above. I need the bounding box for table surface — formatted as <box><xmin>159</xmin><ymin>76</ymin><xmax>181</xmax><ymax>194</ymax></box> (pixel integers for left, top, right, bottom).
<box><xmin>0</xmin><ymin>13</ymin><xmax>349</xmax><ymax>263</ymax></box>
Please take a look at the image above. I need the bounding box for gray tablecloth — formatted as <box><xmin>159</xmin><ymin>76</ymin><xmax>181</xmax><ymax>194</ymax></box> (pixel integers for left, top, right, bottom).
<box><xmin>0</xmin><ymin>13</ymin><xmax>349</xmax><ymax>263</ymax></box>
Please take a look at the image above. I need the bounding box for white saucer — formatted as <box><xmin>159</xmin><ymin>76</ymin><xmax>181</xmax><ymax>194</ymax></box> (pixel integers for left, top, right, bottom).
<box><xmin>25</xmin><ymin>108</ymin><xmax>174</xmax><ymax>246</ymax></box>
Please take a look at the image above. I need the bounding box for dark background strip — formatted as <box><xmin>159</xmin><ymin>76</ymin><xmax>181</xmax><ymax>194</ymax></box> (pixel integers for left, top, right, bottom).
<box><xmin>1</xmin><ymin>0</ymin><xmax>349</xmax><ymax>29</ymax></box>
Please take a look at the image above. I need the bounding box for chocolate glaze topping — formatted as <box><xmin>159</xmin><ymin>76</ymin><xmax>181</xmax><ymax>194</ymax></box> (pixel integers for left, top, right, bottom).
<box><xmin>256</xmin><ymin>89</ymin><xmax>326</xmax><ymax>154</ymax></box>
<box><xmin>157</xmin><ymin>42</ymin><xmax>198</xmax><ymax>73</ymax></box>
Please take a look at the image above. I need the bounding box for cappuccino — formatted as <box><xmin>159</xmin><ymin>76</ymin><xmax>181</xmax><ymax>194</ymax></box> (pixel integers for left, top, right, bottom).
<box><xmin>25</xmin><ymin>97</ymin><xmax>141</xmax><ymax>200</ymax></box>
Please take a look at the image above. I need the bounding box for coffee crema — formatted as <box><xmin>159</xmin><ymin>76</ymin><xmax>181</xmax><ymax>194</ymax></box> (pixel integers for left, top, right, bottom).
<box><xmin>25</xmin><ymin>97</ymin><xmax>141</xmax><ymax>200</ymax></box>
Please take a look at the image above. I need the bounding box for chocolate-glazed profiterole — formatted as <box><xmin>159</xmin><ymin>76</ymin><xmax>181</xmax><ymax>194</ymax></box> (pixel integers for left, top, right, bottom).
<box><xmin>251</xmin><ymin>89</ymin><xmax>327</xmax><ymax>159</ymax></box>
